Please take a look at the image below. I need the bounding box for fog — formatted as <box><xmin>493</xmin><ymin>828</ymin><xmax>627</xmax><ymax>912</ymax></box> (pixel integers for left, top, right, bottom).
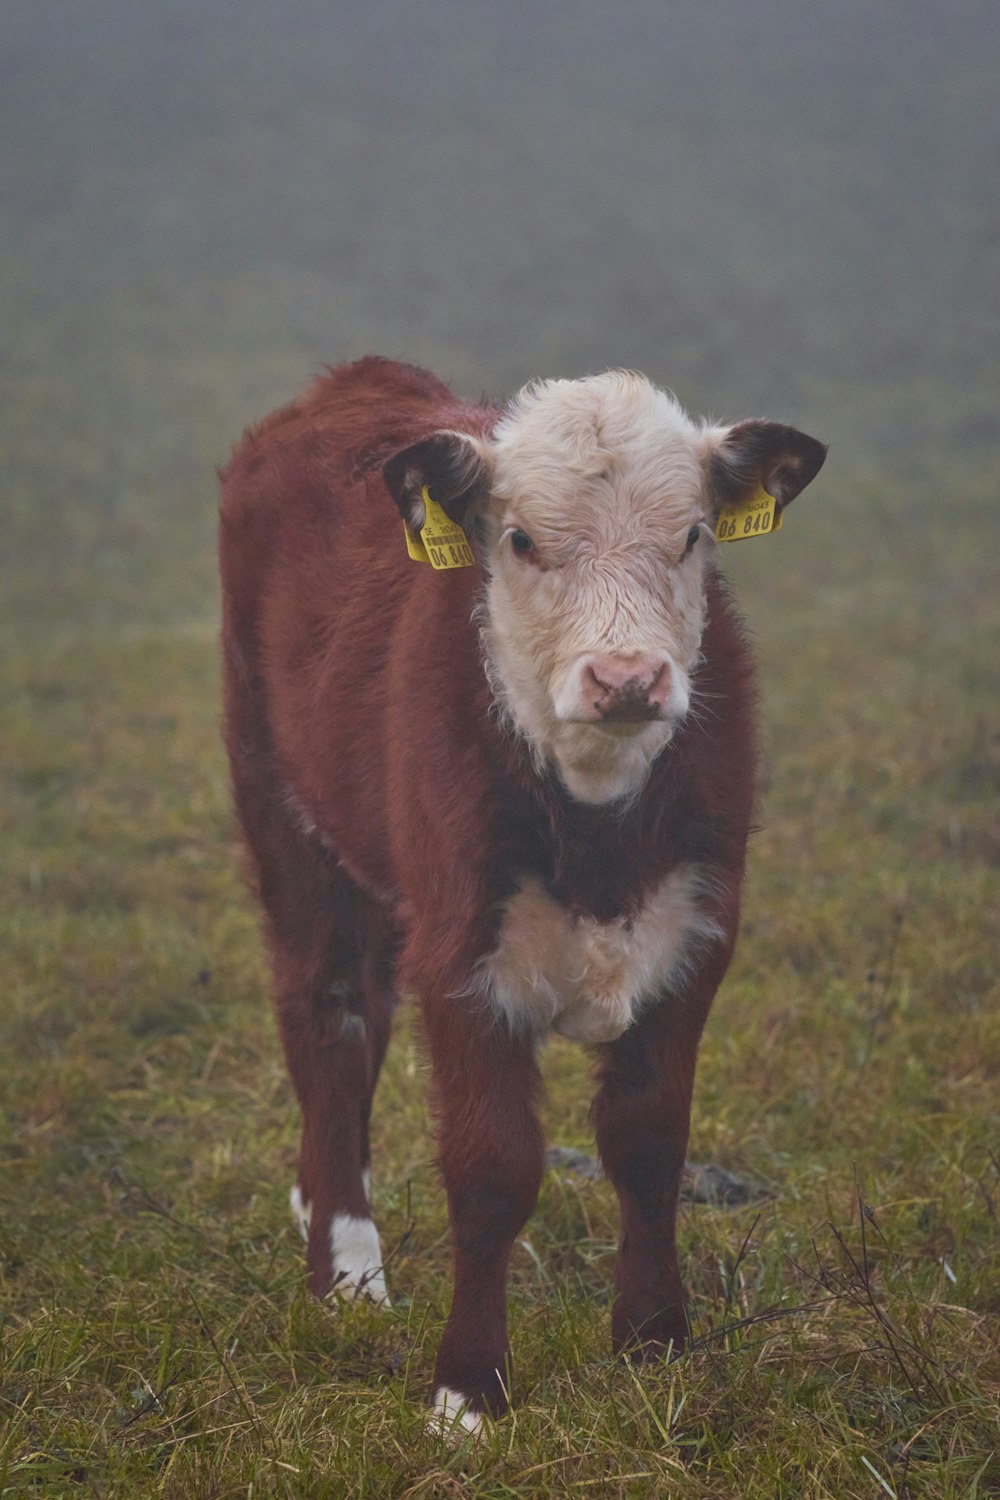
<box><xmin>6</xmin><ymin>1</ymin><xmax>998</xmax><ymax>393</ymax></box>
<box><xmin>3</xmin><ymin>0</ymin><xmax>998</xmax><ymax>631</ymax></box>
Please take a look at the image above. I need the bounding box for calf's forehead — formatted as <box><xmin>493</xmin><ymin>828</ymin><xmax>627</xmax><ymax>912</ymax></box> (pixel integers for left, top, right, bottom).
<box><xmin>490</xmin><ymin>374</ymin><xmax>708</xmax><ymax>536</ymax></box>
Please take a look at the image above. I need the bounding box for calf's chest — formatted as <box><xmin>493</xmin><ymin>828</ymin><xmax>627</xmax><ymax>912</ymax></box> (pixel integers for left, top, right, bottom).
<box><xmin>480</xmin><ymin>865</ymin><xmax>722</xmax><ymax>1044</ymax></box>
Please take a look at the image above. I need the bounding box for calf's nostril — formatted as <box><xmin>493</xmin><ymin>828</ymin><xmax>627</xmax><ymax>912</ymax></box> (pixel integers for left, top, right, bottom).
<box><xmin>582</xmin><ymin>665</ymin><xmax>611</xmax><ymax>700</ymax></box>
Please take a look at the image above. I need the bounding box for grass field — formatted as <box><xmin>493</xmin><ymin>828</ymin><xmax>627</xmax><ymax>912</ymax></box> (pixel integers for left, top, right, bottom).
<box><xmin>2</xmin><ymin>381</ymin><xmax>997</xmax><ymax>1497</ymax></box>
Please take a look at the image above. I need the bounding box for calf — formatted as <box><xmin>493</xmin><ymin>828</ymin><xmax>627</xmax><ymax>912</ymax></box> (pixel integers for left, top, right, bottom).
<box><xmin>219</xmin><ymin>357</ymin><xmax>825</xmax><ymax>1430</ymax></box>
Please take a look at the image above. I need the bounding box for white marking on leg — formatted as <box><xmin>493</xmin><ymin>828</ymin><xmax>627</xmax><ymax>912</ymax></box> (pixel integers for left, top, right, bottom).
<box><xmin>289</xmin><ymin>1183</ymin><xmax>311</xmax><ymax>1243</ymax></box>
<box><xmin>329</xmin><ymin>1214</ymin><xmax>390</xmax><ymax>1305</ymax></box>
<box><xmin>362</xmin><ymin>1166</ymin><xmax>372</xmax><ymax>1201</ymax></box>
<box><xmin>430</xmin><ymin>1386</ymin><xmax>485</xmax><ymax>1436</ymax></box>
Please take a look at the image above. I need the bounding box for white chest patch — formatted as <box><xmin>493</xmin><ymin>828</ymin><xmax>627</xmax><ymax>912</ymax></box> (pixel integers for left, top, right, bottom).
<box><xmin>479</xmin><ymin>865</ymin><xmax>723</xmax><ymax>1044</ymax></box>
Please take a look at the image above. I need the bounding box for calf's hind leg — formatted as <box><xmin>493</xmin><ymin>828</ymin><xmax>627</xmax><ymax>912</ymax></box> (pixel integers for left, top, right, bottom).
<box><xmin>232</xmin><ymin>758</ymin><xmax>398</xmax><ymax>1300</ymax></box>
<box><xmin>275</xmin><ymin>880</ymin><xmax>398</xmax><ymax>1302</ymax></box>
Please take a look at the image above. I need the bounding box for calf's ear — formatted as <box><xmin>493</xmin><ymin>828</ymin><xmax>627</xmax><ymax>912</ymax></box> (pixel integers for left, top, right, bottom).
<box><xmin>382</xmin><ymin>432</ymin><xmax>492</xmax><ymax>533</ymax></box>
<box><xmin>706</xmin><ymin>420</ymin><xmax>827</xmax><ymax>515</ymax></box>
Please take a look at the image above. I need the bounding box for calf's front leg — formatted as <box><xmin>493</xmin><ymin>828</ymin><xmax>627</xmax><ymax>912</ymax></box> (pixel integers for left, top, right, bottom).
<box><xmin>422</xmin><ymin>999</ymin><xmax>545</xmax><ymax>1430</ymax></box>
<box><xmin>593</xmin><ymin>956</ymin><xmax>727</xmax><ymax>1358</ymax></box>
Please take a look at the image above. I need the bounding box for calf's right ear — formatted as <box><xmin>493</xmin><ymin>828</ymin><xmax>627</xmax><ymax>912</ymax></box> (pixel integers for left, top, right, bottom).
<box><xmin>382</xmin><ymin>432</ymin><xmax>492</xmax><ymax>534</ymax></box>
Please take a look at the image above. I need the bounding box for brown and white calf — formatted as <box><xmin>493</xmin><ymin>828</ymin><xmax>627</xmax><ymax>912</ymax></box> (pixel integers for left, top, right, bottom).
<box><xmin>219</xmin><ymin>357</ymin><xmax>825</xmax><ymax>1430</ymax></box>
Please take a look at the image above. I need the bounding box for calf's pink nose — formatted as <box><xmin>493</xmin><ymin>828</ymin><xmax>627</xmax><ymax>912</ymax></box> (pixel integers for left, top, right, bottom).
<box><xmin>580</xmin><ymin>654</ymin><xmax>672</xmax><ymax>712</ymax></box>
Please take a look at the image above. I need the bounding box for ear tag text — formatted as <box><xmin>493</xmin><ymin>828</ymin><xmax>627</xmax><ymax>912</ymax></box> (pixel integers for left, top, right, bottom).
<box><xmin>404</xmin><ymin>486</ymin><xmax>475</xmax><ymax>569</ymax></box>
<box><xmin>715</xmin><ymin>487</ymin><xmax>783</xmax><ymax>543</ymax></box>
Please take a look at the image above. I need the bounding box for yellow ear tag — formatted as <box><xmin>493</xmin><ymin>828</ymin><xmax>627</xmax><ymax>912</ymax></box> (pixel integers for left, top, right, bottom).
<box><xmin>403</xmin><ymin>520</ymin><xmax>431</xmax><ymax>562</ymax></box>
<box><xmin>715</xmin><ymin>487</ymin><xmax>783</xmax><ymax>543</ymax></box>
<box><xmin>404</xmin><ymin>485</ymin><xmax>475</xmax><ymax>569</ymax></box>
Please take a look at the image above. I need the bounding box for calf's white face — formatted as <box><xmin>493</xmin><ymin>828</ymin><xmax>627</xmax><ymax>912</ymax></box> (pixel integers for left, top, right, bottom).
<box><xmin>481</xmin><ymin>374</ymin><xmax>718</xmax><ymax>804</ymax></box>
<box><xmin>384</xmin><ymin>370</ymin><xmax>826</xmax><ymax>807</ymax></box>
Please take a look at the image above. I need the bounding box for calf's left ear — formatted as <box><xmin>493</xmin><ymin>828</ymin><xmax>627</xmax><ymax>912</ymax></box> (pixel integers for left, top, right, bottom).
<box><xmin>382</xmin><ymin>432</ymin><xmax>492</xmax><ymax>533</ymax></box>
<box><xmin>706</xmin><ymin>420</ymin><xmax>827</xmax><ymax>515</ymax></box>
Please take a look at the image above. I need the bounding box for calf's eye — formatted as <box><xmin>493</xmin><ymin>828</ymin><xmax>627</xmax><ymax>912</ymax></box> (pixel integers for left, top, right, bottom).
<box><xmin>686</xmin><ymin>525</ymin><xmax>701</xmax><ymax>552</ymax></box>
<box><xmin>510</xmin><ymin>529</ymin><xmax>535</xmax><ymax>557</ymax></box>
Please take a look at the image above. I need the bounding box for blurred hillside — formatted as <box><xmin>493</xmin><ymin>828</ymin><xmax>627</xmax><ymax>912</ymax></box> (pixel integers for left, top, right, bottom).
<box><xmin>2</xmin><ymin>0</ymin><xmax>998</xmax><ymax>632</ymax></box>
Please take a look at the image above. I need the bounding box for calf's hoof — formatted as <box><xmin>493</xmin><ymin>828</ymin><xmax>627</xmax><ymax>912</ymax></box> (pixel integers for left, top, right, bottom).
<box><xmin>427</xmin><ymin>1387</ymin><xmax>489</xmax><ymax>1439</ymax></box>
<box><xmin>612</xmin><ymin>1298</ymin><xmax>690</xmax><ymax>1361</ymax></box>
<box><xmin>429</xmin><ymin>1347</ymin><xmax>511</xmax><ymax>1437</ymax></box>
<box><xmin>292</xmin><ymin>1188</ymin><xmax>392</xmax><ymax>1306</ymax></box>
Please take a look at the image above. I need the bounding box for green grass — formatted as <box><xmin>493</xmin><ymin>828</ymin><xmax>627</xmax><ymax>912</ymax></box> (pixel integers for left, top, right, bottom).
<box><xmin>1</xmin><ymin>436</ymin><xmax>997</xmax><ymax>1498</ymax></box>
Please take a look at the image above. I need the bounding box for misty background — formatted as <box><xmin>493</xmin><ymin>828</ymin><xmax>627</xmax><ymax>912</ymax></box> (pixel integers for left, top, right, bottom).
<box><xmin>3</xmin><ymin>0</ymin><xmax>998</xmax><ymax>632</ymax></box>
